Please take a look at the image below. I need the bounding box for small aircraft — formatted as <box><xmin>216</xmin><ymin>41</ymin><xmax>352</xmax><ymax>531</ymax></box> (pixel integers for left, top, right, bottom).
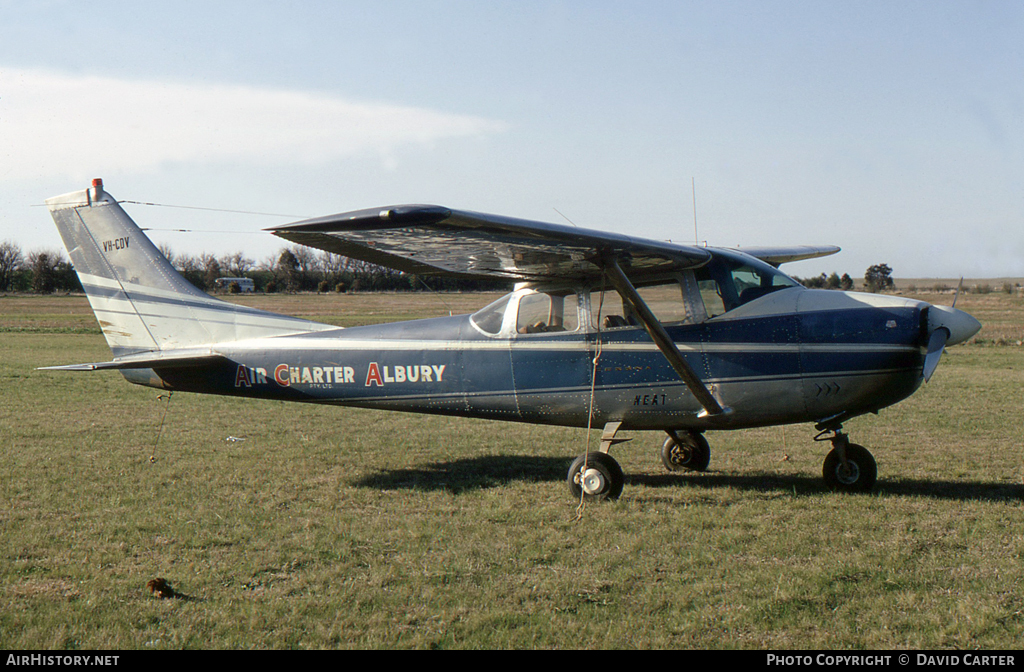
<box><xmin>44</xmin><ymin>179</ymin><xmax>981</xmax><ymax>499</ymax></box>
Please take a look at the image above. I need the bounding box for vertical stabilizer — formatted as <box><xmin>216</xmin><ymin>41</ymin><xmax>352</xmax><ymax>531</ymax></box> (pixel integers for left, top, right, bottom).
<box><xmin>47</xmin><ymin>180</ymin><xmax>333</xmax><ymax>357</ymax></box>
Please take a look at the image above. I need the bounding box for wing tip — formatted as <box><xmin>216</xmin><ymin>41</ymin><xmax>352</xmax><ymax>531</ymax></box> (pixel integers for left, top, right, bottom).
<box><xmin>737</xmin><ymin>245</ymin><xmax>842</xmax><ymax>266</ymax></box>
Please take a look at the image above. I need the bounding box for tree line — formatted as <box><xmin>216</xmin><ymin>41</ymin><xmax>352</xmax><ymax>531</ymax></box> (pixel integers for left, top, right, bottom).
<box><xmin>0</xmin><ymin>242</ymin><xmax>80</xmax><ymax>293</ymax></box>
<box><xmin>0</xmin><ymin>240</ymin><xmax>510</xmax><ymax>294</ymax></box>
<box><xmin>791</xmin><ymin>264</ymin><xmax>895</xmax><ymax>293</ymax></box>
<box><xmin>1</xmin><ymin>239</ymin><xmax>912</xmax><ymax>296</ymax></box>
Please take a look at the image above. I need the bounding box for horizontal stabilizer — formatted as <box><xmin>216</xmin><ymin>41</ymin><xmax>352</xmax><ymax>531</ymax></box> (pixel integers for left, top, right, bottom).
<box><xmin>39</xmin><ymin>351</ymin><xmax>230</xmax><ymax>372</ymax></box>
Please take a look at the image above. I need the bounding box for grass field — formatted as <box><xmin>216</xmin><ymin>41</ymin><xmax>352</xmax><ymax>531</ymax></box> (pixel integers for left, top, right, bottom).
<box><xmin>1</xmin><ymin>290</ymin><xmax>1022</xmax><ymax>649</ymax></box>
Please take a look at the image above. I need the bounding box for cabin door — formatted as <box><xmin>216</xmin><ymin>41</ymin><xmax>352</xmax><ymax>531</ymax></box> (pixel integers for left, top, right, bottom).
<box><xmin>509</xmin><ymin>290</ymin><xmax>592</xmax><ymax>425</ymax></box>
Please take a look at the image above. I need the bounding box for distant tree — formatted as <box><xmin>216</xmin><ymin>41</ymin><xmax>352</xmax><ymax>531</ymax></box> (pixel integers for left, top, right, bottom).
<box><xmin>318</xmin><ymin>250</ymin><xmax>348</xmax><ymax>287</ymax></box>
<box><xmin>290</xmin><ymin>245</ymin><xmax>319</xmax><ymax>290</ymax></box>
<box><xmin>53</xmin><ymin>257</ymin><xmax>80</xmax><ymax>292</ymax></box>
<box><xmin>175</xmin><ymin>253</ymin><xmax>204</xmax><ymax>288</ymax></box>
<box><xmin>258</xmin><ymin>253</ymin><xmax>279</xmax><ymax>273</ymax></box>
<box><xmin>28</xmin><ymin>250</ymin><xmax>61</xmax><ymax>294</ymax></box>
<box><xmin>794</xmin><ymin>272</ymin><xmax>858</xmax><ymax>291</ymax></box>
<box><xmin>221</xmin><ymin>251</ymin><xmax>254</xmax><ymax>277</ymax></box>
<box><xmin>277</xmin><ymin>248</ymin><xmax>300</xmax><ymax>290</ymax></box>
<box><xmin>799</xmin><ymin>273</ymin><xmax>827</xmax><ymax>289</ymax></box>
<box><xmin>200</xmin><ymin>252</ymin><xmax>222</xmax><ymax>290</ymax></box>
<box><xmin>0</xmin><ymin>240</ymin><xmax>23</xmax><ymax>291</ymax></box>
<box><xmin>864</xmin><ymin>264</ymin><xmax>894</xmax><ymax>293</ymax></box>
<box><xmin>156</xmin><ymin>242</ymin><xmax>175</xmax><ymax>266</ymax></box>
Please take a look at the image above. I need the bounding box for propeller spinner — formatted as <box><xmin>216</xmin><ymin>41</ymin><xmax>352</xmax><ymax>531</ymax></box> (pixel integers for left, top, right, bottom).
<box><xmin>922</xmin><ymin>303</ymin><xmax>982</xmax><ymax>381</ymax></box>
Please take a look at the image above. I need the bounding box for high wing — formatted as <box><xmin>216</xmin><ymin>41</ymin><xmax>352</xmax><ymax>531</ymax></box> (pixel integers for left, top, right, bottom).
<box><xmin>734</xmin><ymin>245</ymin><xmax>841</xmax><ymax>267</ymax></box>
<box><xmin>268</xmin><ymin>206</ymin><xmax>713</xmax><ymax>282</ymax></box>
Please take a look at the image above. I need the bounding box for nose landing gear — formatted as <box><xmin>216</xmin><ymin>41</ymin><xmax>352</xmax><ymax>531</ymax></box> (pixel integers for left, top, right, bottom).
<box><xmin>817</xmin><ymin>428</ymin><xmax>877</xmax><ymax>492</ymax></box>
<box><xmin>661</xmin><ymin>429</ymin><xmax>711</xmax><ymax>472</ymax></box>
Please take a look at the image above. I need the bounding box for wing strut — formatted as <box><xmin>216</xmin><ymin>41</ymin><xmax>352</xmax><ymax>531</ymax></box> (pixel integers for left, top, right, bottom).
<box><xmin>601</xmin><ymin>256</ymin><xmax>730</xmax><ymax>418</ymax></box>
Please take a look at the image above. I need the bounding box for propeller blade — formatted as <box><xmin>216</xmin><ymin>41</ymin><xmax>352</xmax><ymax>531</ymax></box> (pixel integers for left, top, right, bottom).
<box><xmin>922</xmin><ymin>327</ymin><xmax>949</xmax><ymax>382</ymax></box>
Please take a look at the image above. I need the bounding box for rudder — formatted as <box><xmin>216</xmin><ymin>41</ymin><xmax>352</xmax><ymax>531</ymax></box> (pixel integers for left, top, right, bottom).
<box><xmin>47</xmin><ymin>179</ymin><xmax>333</xmax><ymax>357</ymax></box>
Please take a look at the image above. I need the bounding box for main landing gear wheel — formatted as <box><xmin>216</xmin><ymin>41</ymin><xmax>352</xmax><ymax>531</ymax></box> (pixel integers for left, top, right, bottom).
<box><xmin>567</xmin><ymin>452</ymin><xmax>625</xmax><ymax>501</ymax></box>
<box><xmin>661</xmin><ymin>431</ymin><xmax>711</xmax><ymax>472</ymax></box>
<box><xmin>822</xmin><ymin>443</ymin><xmax>877</xmax><ymax>492</ymax></box>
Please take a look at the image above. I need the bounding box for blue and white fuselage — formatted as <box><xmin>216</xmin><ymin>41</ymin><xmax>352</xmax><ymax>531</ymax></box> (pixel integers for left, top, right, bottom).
<box><xmin>126</xmin><ymin>284</ymin><xmax>963</xmax><ymax>432</ymax></box>
<box><xmin>44</xmin><ymin>180</ymin><xmax>981</xmax><ymax>497</ymax></box>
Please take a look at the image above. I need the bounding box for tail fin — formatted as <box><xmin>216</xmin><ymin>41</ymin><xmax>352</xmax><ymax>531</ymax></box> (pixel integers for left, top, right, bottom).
<box><xmin>47</xmin><ymin>179</ymin><xmax>332</xmax><ymax>357</ymax></box>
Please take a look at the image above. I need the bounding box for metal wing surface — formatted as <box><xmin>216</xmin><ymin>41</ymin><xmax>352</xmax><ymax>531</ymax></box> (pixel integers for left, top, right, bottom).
<box><xmin>268</xmin><ymin>206</ymin><xmax>712</xmax><ymax>282</ymax></box>
<box><xmin>734</xmin><ymin>245</ymin><xmax>841</xmax><ymax>267</ymax></box>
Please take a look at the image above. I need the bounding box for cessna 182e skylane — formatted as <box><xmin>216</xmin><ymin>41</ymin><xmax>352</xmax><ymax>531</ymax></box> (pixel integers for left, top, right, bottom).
<box><xmin>44</xmin><ymin>179</ymin><xmax>981</xmax><ymax>500</ymax></box>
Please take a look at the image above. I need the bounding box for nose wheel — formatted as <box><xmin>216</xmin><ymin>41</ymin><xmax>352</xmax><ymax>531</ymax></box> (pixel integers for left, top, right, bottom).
<box><xmin>567</xmin><ymin>452</ymin><xmax>624</xmax><ymax>501</ymax></box>
<box><xmin>661</xmin><ymin>429</ymin><xmax>711</xmax><ymax>472</ymax></box>
<box><xmin>819</xmin><ymin>430</ymin><xmax>877</xmax><ymax>492</ymax></box>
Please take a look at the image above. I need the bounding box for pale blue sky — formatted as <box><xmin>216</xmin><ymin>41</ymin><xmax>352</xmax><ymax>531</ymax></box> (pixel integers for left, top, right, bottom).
<box><xmin>1</xmin><ymin>1</ymin><xmax>1021</xmax><ymax>278</ymax></box>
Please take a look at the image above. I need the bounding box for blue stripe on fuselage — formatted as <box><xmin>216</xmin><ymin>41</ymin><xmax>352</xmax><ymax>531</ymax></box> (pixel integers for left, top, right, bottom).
<box><xmin>147</xmin><ymin>304</ymin><xmax>924</xmax><ymax>422</ymax></box>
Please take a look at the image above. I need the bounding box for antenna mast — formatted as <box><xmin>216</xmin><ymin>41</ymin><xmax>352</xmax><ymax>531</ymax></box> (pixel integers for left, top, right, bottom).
<box><xmin>692</xmin><ymin>177</ymin><xmax>699</xmax><ymax>245</ymax></box>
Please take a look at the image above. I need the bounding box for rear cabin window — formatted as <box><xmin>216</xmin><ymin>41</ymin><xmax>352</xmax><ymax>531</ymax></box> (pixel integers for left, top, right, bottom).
<box><xmin>590</xmin><ymin>279</ymin><xmax>692</xmax><ymax>329</ymax></box>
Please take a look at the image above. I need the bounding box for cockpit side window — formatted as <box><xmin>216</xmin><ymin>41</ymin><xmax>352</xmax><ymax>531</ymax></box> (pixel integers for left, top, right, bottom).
<box><xmin>516</xmin><ymin>290</ymin><xmax>580</xmax><ymax>335</ymax></box>
<box><xmin>697</xmin><ymin>276</ymin><xmax>728</xmax><ymax>319</ymax></box>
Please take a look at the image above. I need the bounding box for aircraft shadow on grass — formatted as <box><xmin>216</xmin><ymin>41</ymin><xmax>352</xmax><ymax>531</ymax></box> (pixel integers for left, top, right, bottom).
<box><xmin>354</xmin><ymin>455</ymin><xmax>569</xmax><ymax>495</ymax></box>
<box><xmin>354</xmin><ymin>455</ymin><xmax>1023</xmax><ymax>503</ymax></box>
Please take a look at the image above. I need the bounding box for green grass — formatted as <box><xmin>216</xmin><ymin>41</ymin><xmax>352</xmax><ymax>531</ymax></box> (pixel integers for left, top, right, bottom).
<box><xmin>1</xmin><ymin>294</ymin><xmax>1022</xmax><ymax>649</ymax></box>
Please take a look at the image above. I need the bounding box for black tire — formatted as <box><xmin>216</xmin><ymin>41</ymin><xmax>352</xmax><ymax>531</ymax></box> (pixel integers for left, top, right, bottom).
<box><xmin>567</xmin><ymin>452</ymin><xmax>625</xmax><ymax>501</ymax></box>
<box><xmin>661</xmin><ymin>431</ymin><xmax>711</xmax><ymax>472</ymax></box>
<box><xmin>822</xmin><ymin>443</ymin><xmax>877</xmax><ymax>492</ymax></box>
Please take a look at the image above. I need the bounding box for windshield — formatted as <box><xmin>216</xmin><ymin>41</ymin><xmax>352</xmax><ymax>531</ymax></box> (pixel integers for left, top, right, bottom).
<box><xmin>470</xmin><ymin>294</ymin><xmax>511</xmax><ymax>334</ymax></box>
<box><xmin>696</xmin><ymin>253</ymin><xmax>801</xmax><ymax>317</ymax></box>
